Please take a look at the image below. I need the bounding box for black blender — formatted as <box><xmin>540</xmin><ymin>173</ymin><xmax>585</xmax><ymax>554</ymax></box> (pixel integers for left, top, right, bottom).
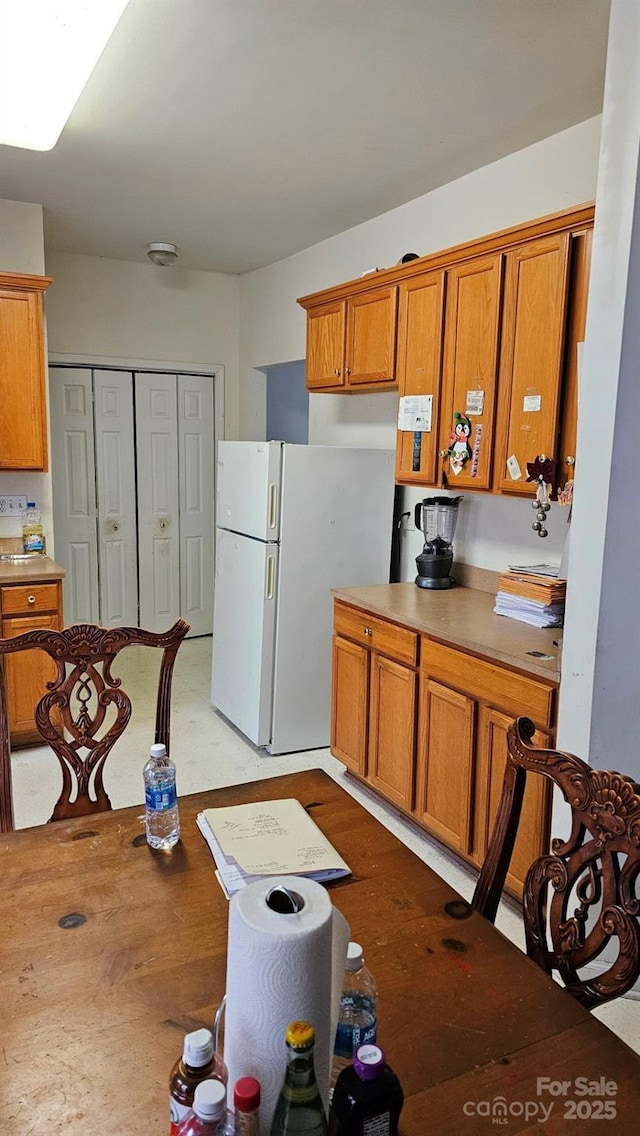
<box><xmin>414</xmin><ymin>496</ymin><xmax>463</xmax><ymax>589</ymax></box>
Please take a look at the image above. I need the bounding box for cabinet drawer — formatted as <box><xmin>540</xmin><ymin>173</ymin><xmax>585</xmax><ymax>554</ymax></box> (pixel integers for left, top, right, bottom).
<box><xmin>335</xmin><ymin>603</ymin><xmax>418</xmax><ymax>666</ymax></box>
<box><xmin>1</xmin><ymin>582</ymin><xmax>60</xmax><ymax>617</ymax></box>
<box><xmin>421</xmin><ymin>638</ymin><xmax>555</xmax><ymax>726</ymax></box>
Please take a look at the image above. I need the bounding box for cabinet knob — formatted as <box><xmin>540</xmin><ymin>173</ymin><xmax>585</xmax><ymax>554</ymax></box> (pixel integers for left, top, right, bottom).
<box><xmin>565</xmin><ymin>456</ymin><xmax>575</xmax><ymax>467</ymax></box>
<box><xmin>438</xmin><ymin>449</ymin><xmax>448</xmax><ymax>458</ymax></box>
<box><xmin>27</xmin><ymin>594</ymin><xmax>35</xmax><ymax>605</ymax></box>
<box><xmin>363</xmin><ymin>626</ymin><xmax>372</xmax><ymax>637</ymax></box>
<box><xmin>333</xmin><ymin>368</ymin><xmax>341</xmax><ymax>377</ymax></box>
<box><xmin>344</xmin><ymin>366</ymin><xmax>351</xmax><ymax>377</ymax></box>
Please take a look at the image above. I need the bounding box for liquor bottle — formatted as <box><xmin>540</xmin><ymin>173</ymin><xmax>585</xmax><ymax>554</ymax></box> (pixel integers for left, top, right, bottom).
<box><xmin>330</xmin><ymin>1044</ymin><xmax>404</xmax><ymax>1136</ymax></box>
<box><xmin>270</xmin><ymin>1021</ymin><xmax>328</xmax><ymax>1135</ymax></box>
<box><xmin>170</xmin><ymin>1028</ymin><xmax>227</xmax><ymax>1135</ymax></box>
<box><xmin>143</xmin><ymin>741</ymin><xmax>180</xmax><ymax>849</ymax></box>
<box><xmin>330</xmin><ymin>943</ymin><xmax>377</xmax><ymax>1095</ymax></box>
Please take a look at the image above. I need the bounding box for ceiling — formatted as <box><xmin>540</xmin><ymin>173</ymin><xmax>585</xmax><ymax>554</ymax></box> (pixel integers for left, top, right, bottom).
<box><xmin>0</xmin><ymin>0</ymin><xmax>610</xmax><ymax>275</ymax></box>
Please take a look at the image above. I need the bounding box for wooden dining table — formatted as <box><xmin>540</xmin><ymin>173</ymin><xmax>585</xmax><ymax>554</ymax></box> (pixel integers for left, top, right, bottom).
<box><xmin>2</xmin><ymin>767</ymin><xmax>640</xmax><ymax>1134</ymax></box>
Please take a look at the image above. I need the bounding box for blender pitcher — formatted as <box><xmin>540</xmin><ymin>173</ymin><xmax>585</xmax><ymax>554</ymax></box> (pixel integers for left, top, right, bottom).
<box><xmin>414</xmin><ymin>496</ymin><xmax>463</xmax><ymax>589</ymax></box>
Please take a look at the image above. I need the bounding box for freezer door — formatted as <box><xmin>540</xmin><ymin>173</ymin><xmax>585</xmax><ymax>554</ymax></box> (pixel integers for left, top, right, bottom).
<box><xmin>216</xmin><ymin>440</ymin><xmax>282</xmax><ymax>540</ymax></box>
<box><xmin>211</xmin><ymin>527</ymin><xmax>278</xmax><ymax>747</ymax></box>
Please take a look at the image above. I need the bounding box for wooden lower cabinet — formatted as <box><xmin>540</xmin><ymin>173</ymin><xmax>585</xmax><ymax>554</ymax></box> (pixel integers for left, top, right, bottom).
<box><xmin>0</xmin><ymin>580</ymin><xmax>64</xmax><ymax>746</ymax></box>
<box><xmin>331</xmin><ymin>599</ymin><xmax>557</xmax><ymax>902</ymax></box>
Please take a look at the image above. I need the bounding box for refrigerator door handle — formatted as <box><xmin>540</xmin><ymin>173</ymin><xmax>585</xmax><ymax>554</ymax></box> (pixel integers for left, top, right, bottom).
<box><xmin>265</xmin><ymin>554</ymin><xmax>276</xmax><ymax>600</ymax></box>
<box><xmin>268</xmin><ymin>483</ymin><xmax>278</xmax><ymax>530</ymax></box>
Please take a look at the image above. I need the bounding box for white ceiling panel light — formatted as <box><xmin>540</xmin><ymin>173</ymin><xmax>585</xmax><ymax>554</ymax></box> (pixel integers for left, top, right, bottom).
<box><xmin>0</xmin><ymin>0</ymin><xmax>130</xmax><ymax>151</ymax></box>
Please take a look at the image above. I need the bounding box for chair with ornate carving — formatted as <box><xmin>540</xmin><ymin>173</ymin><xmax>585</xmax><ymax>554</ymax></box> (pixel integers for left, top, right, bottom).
<box><xmin>0</xmin><ymin>619</ymin><xmax>190</xmax><ymax>833</ymax></box>
<box><xmin>472</xmin><ymin>716</ymin><xmax>640</xmax><ymax>1008</ymax></box>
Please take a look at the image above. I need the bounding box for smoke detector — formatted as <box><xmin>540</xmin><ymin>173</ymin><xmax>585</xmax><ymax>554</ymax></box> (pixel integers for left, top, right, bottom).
<box><xmin>146</xmin><ymin>242</ymin><xmax>178</xmax><ymax>266</ymax></box>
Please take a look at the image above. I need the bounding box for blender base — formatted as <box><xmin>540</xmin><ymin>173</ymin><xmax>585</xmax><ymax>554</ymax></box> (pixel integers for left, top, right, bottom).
<box><xmin>415</xmin><ymin>574</ymin><xmax>454</xmax><ymax>589</ymax></box>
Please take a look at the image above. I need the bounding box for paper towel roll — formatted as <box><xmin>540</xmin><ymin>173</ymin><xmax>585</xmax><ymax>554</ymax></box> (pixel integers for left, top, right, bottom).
<box><xmin>223</xmin><ymin>876</ymin><xmax>349</xmax><ymax>1135</ymax></box>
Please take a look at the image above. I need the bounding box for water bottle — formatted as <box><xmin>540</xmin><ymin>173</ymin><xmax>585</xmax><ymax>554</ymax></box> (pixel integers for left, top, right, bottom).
<box><xmin>330</xmin><ymin>1044</ymin><xmax>404</xmax><ymax>1136</ymax></box>
<box><xmin>330</xmin><ymin>943</ymin><xmax>377</xmax><ymax>1095</ymax></box>
<box><xmin>176</xmin><ymin>1079</ymin><xmax>229</xmax><ymax>1135</ymax></box>
<box><xmin>22</xmin><ymin>501</ymin><xmax>46</xmax><ymax>555</ymax></box>
<box><xmin>144</xmin><ymin>742</ymin><xmax>180</xmax><ymax>849</ymax></box>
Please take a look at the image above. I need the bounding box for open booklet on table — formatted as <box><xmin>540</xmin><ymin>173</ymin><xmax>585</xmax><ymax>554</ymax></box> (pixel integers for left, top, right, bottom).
<box><xmin>196</xmin><ymin>796</ymin><xmax>351</xmax><ymax>898</ymax></box>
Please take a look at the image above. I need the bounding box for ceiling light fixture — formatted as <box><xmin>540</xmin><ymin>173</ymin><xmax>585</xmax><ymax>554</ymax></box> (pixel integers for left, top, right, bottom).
<box><xmin>146</xmin><ymin>243</ymin><xmax>179</xmax><ymax>267</ymax></box>
<box><xmin>0</xmin><ymin>0</ymin><xmax>130</xmax><ymax>151</ymax></box>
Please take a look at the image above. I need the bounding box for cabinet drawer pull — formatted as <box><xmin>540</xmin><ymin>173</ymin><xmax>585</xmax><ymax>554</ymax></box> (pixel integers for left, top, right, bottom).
<box><xmin>27</xmin><ymin>594</ymin><xmax>36</xmax><ymax>605</ymax></box>
<box><xmin>363</xmin><ymin>626</ymin><xmax>372</xmax><ymax>636</ymax></box>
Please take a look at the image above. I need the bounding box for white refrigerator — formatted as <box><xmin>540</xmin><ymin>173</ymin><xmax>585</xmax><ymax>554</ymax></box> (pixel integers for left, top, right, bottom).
<box><xmin>211</xmin><ymin>441</ymin><xmax>395</xmax><ymax>754</ymax></box>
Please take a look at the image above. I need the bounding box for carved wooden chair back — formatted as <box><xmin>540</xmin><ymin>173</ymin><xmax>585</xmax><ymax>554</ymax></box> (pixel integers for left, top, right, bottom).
<box><xmin>472</xmin><ymin>716</ymin><xmax>640</xmax><ymax>1008</ymax></box>
<box><xmin>0</xmin><ymin>620</ymin><xmax>190</xmax><ymax>833</ymax></box>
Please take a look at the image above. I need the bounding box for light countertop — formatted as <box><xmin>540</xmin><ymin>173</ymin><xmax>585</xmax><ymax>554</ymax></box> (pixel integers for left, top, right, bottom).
<box><xmin>0</xmin><ymin>555</ymin><xmax>66</xmax><ymax>586</ymax></box>
<box><xmin>332</xmin><ymin>582</ymin><xmax>561</xmax><ymax>682</ymax></box>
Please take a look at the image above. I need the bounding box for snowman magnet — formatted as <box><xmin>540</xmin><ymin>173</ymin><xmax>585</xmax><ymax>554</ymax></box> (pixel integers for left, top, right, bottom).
<box><xmin>447</xmin><ymin>412</ymin><xmax>472</xmax><ymax>475</ymax></box>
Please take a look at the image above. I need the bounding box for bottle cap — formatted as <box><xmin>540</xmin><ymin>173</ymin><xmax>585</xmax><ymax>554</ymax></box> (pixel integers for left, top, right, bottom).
<box><xmin>285</xmin><ymin>1021</ymin><xmax>315</xmax><ymax>1049</ymax></box>
<box><xmin>234</xmin><ymin>1076</ymin><xmax>260</xmax><ymax>1112</ymax></box>
<box><xmin>150</xmin><ymin>743</ymin><xmax>167</xmax><ymax>759</ymax></box>
<box><xmin>345</xmin><ymin>942</ymin><xmax>364</xmax><ymax>971</ymax></box>
<box><xmin>184</xmin><ymin>1028</ymin><xmax>214</xmax><ymax>1067</ymax></box>
<box><xmin>193</xmin><ymin>1079</ymin><xmax>226</xmax><ymax>1119</ymax></box>
<box><xmin>354</xmin><ymin>1044</ymin><xmax>385</xmax><ymax>1081</ymax></box>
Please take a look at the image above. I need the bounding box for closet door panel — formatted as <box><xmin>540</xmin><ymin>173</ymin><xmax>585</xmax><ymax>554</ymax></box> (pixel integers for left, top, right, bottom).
<box><xmin>94</xmin><ymin>370</ymin><xmax>139</xmax><ymax>626</ymax></box>
<box><xmin>49</xmin><ymin>367</ymin><xmax>100</xmax><ymax>624</ymax></box>
<box><xmin>135</xmin><ymin>372</ymin><xmax>180</xmax><ymax>631</ymax></box>
<box><xmin>178</xmin><ymin>375</ymin><xmax>214</xmax><ymax>636</ymax></box>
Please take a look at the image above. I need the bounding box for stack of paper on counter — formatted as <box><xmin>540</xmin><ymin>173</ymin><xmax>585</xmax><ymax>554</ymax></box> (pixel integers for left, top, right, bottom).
<box><xmin>494</xmin><ymin>568</ymin><xmax>566</xmax><ymax>628</ymax></box>
<box><xmin>197</xmin><ymin>797</ymin><xmax>351</xmax><ymax>898</ymax></box>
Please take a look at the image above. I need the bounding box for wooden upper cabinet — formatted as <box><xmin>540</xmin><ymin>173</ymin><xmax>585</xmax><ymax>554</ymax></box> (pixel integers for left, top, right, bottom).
<box><xmin>439</xmin><ymin>255</ymin><xmax>504</xmax><ymax>491</ymax></box>
<box><xmin>345</xmin><ymin>285</ymin><xmax>398</xmax><ymax>387</ymax></box>
<box><xmin>0</xmin><ymin>273</ymin><xmax>52</xmax><ymax>472</ymax></box>
<box><xmin>395</xmin><ymin>271</ymin><xmax>446</xmax><ymax>485</ymax></box>
<box><xmin>306</xmin><ymin>300</ymin><xmax>346</xmax><ymax>389</ymax></box>
<box><xmin>493</xmin><ymin>233</ymin><xmax>571</xmax><ymax>495</ymax></box>
<box><xmin>557</xmin><ymin>227</ymin><xmax>593</xmax><ymax>494</ymax></box>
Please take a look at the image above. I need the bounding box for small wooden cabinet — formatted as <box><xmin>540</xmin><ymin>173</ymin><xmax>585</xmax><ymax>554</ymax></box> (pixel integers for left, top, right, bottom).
<box><xmin>0</xmin><ymin>579</ymin><xmax>64</xmax><ymax>745</ymax></box>
<box><xmin>331</xmin><ymin>601</ymin><xmax>418</xmax><ymax>810</ymax></box>
<box><xmin>302</xmin><ymin>284</ymin><xmax>398</xmax><ymax>392</ymax></box>
<box><xmin>0</xmin><ymin>272</ymin><xmax>52</xmax><ymax>471</ymax></box>
<box><xmin>331</xmin><ymin>597</ymin><xmax>557</xmax><ymax>900</ymax></box>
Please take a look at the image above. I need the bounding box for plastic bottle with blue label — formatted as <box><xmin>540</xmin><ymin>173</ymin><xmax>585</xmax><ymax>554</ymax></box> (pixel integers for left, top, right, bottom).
<box><xmin>330</xmin><ymin>943</ymin><xmax>378</xmax><ymax>1097</ymax></box>
<box><xmin>22</xmin><ymin>501</ymin><xmax>46</xmax><ymax>555</ymax></box>
<box><xmin>144</xmin><ymin>741</ymin><xmax>180</xmax><ymax>849</ymax></box>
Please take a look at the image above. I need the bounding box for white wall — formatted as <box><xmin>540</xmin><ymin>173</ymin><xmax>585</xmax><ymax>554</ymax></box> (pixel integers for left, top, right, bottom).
<box><xmin>45</xmin><ymin>251</ymin><xmax>241</xmax><ymax>438</ymax></box>
<box><xmin>239</xmin><ymin>116</ymin><xmax>602</xmax><ymax>575</ymax></box>
<box><xmin>0</xmin><ymin>199</ymin><xmax>53</xmax><ymax>548</ymax></box>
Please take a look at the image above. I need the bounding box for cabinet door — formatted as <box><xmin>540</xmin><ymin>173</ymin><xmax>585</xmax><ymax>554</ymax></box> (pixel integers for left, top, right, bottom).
<box><xmin>345</xmin><ymin>286</ymin><xmax>398</xmax><ymax>387</ymax></box>
<box><xmin>472</xmin><ymin>706</ymin><xmax>551</xmax><ymax>898</ymax></box>
<box><xmin>306</xmin><ymin>301</ymin><xmax>346</xmax><ymax>389</ymax></box>
<box><xmin>3</xmin><ymin>613</ymin><xmax>60</xmax><ymax>744</ymax></box>
<box><xmin>0</xmin><ymin>286</ymin><xmax>47</xmax><ymax>470</ymax></box>
<box><xmin>494</xmin><ymin>233</ymin><xmax>571</xmax><ymax>494</ymax></box>
<box><xmin>331</xmin><ymin>635</ymin><xmax>369</xmax><ymax>776</ymax></box>
<box><xmin>557</xmin><ymin>228</ymin><xmax>592</xmax><ymax>494</ymax></box>
<box><xmin>416</xmin><ymin>677</ymin><xmax>476</xmax><ymax>853</ymax></box>
<box><xmin>395</xmin><ymin>271</ymin><xmax>445</xmax><ymax>485</ymax></box>
<box><xmin>368</xmin><ymin>653</ymin><xmax>417</xmax><ymax>811</ymax></box>
<box><xmin>439</xmin><ymin>255</ymin><xmax>503</xmax><ymax>490</ymax></box>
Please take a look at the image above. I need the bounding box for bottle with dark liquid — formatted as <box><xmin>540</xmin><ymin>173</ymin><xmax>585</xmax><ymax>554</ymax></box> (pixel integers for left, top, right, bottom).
<box><xmin>270</xmin><ymin>1021</ymin><xmax>328</xmax><ymax>1136</ymax></box>
<box><xmin>330</xmin><ymin>1044</ymin><xmax>403</xmax><ymax>1136</ymax></box>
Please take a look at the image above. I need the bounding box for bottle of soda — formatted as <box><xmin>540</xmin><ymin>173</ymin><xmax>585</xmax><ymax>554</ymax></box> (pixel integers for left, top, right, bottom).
<box><xmin>329</xmin><ymin>1044</ymin><xmax>404</xmax><ymax>1136</ymax></box>
<box><xmin>270</xmin><ymin>1021</ymin><xmax>328</xmax><ymax>1136</ymax></box>
<box><xmin>170</xmin><ymin>1028</ymin><xmax>227</xmax><ymax>1135</ymax></box>
<box><xmin>176</xmin><ymin>1080</ymin><xmax>228</xmax><ymax>1135</ymax></box>
<box><xmin>330</xmin><ymin>943</ymin><xmax>377</xmax><ymax>1095</ymax></box>
<box><xmin>144</xmin><ymin>741</ymin><xmax>180</xmax><ymax>849</ymax></box>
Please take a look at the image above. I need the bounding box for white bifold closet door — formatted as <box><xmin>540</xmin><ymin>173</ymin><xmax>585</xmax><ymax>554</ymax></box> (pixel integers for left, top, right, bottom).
<box><xmin>50</xmin><ymin>366</ymin><xmax>214</xmax><ymax>636</ymax></box>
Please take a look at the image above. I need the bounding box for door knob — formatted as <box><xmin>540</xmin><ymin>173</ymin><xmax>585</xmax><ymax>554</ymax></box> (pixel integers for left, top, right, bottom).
<box><xmin>111</xmin><ymin>522</ymin><xmax>119</xmax><ymax>532</ymax></box>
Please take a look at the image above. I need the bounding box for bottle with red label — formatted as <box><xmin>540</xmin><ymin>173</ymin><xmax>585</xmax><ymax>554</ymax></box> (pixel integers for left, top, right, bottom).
<box><xmin>170</xmin><ymin>1028</ymin><xmax>227</xmax><ymax>1135</ymax></box>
